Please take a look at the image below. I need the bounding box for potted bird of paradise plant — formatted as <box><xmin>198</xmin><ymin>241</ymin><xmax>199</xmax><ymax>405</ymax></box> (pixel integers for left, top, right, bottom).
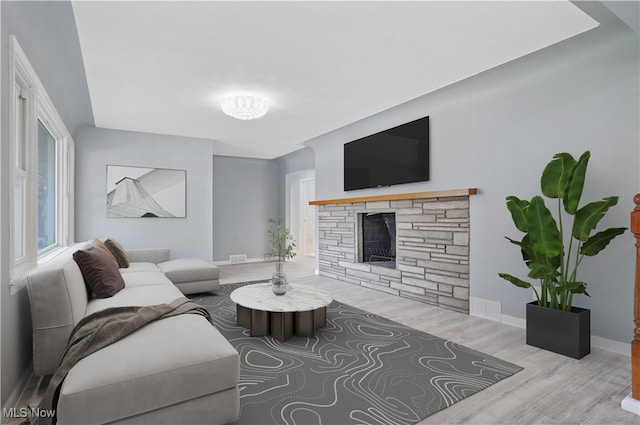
<box><xmin>499</xmin><ymin>151</ymin><xmax>626</xmax><ymax>358</ymax></box>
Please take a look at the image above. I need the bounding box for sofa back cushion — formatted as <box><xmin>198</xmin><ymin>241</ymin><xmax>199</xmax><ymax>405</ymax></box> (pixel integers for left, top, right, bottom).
<box><xmin>26</xmin><ymin>241</ymin><xmax>92</xmax><ymax>376</ymax></box>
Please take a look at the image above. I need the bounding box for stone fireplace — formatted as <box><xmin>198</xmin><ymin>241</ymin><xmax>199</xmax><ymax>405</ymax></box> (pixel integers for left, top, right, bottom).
<box><xmin>311</xmin><ymin>189</ymin><xmax>476</xmax><ymax>313</ymax></box>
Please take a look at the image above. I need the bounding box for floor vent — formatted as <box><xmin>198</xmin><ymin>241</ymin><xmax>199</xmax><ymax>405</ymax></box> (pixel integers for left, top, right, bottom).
<box><xmin>230</xmin><ymin>254</ymin><xmax>247</xmax><ymax>264</ymax></box>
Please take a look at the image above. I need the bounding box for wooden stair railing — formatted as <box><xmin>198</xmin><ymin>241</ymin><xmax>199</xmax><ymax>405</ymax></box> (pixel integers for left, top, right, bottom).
<box><xmin>631</xmin><ymin>194</ymin><xmax>640</xmax><ymax>399</ymax></box>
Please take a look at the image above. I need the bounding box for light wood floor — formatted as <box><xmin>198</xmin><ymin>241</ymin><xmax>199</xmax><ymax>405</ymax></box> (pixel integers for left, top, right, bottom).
<box><xmin>224</xmin><ymin>256</ymin><xmax>638</xmax><ymax>425</ymax></box>
<box><xmin>12</xmin><ymin>256</ymin><xmax>638</xmax><ymax>424</ymax></box>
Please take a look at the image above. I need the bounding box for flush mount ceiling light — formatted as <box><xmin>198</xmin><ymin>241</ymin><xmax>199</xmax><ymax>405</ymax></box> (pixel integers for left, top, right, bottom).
<box><xmin>220</xmin><ymin>94</ymin><xmax>269</xmax><ymax>120</ymax></box>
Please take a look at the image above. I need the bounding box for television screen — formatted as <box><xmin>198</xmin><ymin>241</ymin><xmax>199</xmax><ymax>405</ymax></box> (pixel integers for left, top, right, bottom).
<box><xmin>344</xmin><ymin>116</ymin><xmax>429</xmax><ymax>191</ymax></box>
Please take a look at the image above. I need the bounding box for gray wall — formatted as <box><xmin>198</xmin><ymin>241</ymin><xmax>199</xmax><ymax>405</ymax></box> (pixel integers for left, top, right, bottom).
<box><xmin>307</xmin><ymin>13</ymin><xmax>639</xmax><ymax>343</ymax></box>
<box><xmin>1</xmin><ymin>1</ymin><xmax>93</xmax><ymax>137</ymax></box>
<box><xmin>75</xmin><ymin>132</ymin><xmax>283</xmax><ymax>265</ymax></box>
<box><xmin>75</xmin><ymin>127</ymin><xmax>215</xmax><ymax>260</ymax></box>
<box><xmin>1</xmin><ymin>1</ymin><xmax>92</xmax><ymax>406</ymax></box>
<box><xmin>276</xmin><ymin>147</ymin><xmax>315</xmax><ymax>218</ymax></box>
<box><xmin>212</xmin><ymin>156</ymin><xmax>279</xmax><ymax>262</ymax></box>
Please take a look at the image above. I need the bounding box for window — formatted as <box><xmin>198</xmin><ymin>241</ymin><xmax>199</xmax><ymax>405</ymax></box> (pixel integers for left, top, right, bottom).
<box><xmin>9</xmin><ymin>35</ymin><xmax>74</xmax><ymax>288</ymax></box>
<box><xmin>37</xmin><ymin>120</ymin><xmax>57</xmax><ymax>251</ymax></box>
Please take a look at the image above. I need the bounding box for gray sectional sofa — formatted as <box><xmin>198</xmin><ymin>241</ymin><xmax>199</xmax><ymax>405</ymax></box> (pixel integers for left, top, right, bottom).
<box><xmin>26</xmin><ymin>241</ymin><xmax>240</xmax><ymax>425</ymax></box>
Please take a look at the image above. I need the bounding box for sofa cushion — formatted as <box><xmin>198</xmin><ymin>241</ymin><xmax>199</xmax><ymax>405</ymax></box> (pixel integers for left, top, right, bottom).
<box><xmin>121</xmin><ymin>270</ymin><xmax>175</xmax><ymax>288</ymax></box>
<box><xmin>120</xmin><ymin>262</ymin><xmax>162</xmax><ymax>273</ymax></box>
<box><xmin>57</xmin><ymin>314</ymin><xmax>240</xmax><ymax>425</ymax></box>
<box><xmin>85</xmin><ymin>285</ymin><xmax>184</xmax><ymax>316</ymax></box>
<box><xmin>125</xmin><ymin>248</ymin><xmax>170</xmax><ymax>264</ymax></box>
<box><xmin>104</xmin><ymin>238</ymin><xmax>130</xmax><ymax>268</ymax></box>
<box><xmin>73</xmin><ymin>248</ymin><xmax>126</xmax><ymax>298</ymax></box>
<box><xmin>158</xmin><ymin>259</ymin><xmax>219</xmax><ymax>283</ymax></box>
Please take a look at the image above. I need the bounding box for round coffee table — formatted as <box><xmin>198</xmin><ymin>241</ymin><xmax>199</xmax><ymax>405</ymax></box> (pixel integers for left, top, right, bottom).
<box><xmin>230</xmin><ymin>283</ymin><xmax>333</xmax><ymax>341</ymax></box>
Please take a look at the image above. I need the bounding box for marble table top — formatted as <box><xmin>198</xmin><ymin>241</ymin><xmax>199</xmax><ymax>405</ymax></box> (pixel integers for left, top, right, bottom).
<box><xmin>230</xmin><ymin>283</ymin><xmax>333</xmax><ymax>313</ymax></box>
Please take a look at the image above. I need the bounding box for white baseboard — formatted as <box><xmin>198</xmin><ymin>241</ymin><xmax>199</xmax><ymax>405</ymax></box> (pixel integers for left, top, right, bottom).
<box><xmin>500</xmin><ymin>313</ymin><xmax>527</xmax><ymax>329</ymax></box>
<box><xmin>1</xmin><ymin>364</ymin><xmax>33</xmax><ymax>424</ymax></box>
<box><xmin>469</xmin><ymin>297</ymin><xmax>630</xmax><ymax>357</ymax></box>
<box><xmin>621</xmin><ymin>395</ymin><xmax>640</xmax><ymax>416</ymax></box>
<box><xmin>213</xmin><ymin>257</ymin><xmax>265</xmax><ymax>266</ymax></box>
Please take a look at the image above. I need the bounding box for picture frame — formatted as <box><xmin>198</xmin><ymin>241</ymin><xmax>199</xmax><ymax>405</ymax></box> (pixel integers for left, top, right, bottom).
<box><xmin>106</xmin><ymin>165</ymin><xmax>186</xmax><ymax>218</ymax></box>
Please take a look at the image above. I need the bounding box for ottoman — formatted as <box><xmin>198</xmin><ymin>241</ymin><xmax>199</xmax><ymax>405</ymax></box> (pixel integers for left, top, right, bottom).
<box><xmin>158</xmin><ymin>258</ymin><xmax>220</xmax><ymax>294</ymax></box>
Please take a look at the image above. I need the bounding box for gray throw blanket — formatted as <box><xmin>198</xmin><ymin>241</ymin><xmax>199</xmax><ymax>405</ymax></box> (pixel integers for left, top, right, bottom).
<box><xmin>33</xmin><ymin>298</ymin><xmax>211</xmax><ymax>425</ymax></box>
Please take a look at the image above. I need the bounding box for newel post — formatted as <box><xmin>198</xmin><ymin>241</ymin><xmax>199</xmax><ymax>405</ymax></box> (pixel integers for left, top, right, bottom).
<box><xmin>631</xmin><ymin>194</ymin><xmax>640</xmax><ymax>399</ymax></box>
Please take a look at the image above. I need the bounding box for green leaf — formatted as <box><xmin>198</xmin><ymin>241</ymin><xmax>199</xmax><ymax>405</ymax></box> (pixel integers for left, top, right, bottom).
<box><xmin>572</xmin><ymin>196</ymin><xmax>619</xmax><ymax>241</ymax></box>
<box><xmin>526</xmin><ymin>196</ymin><xmax>562</xmax><ymax>257</ymax></box>
<box><xmin>264</xmin><ymin>217</ymin><xmax>297</xmax><ymax>260</ymax></box>
<box><xmin>527</xmin><ymin>262</ymin><xmax>560</xmax><ymax>279</ymax></box>
<box><xmin>580</xmin><ymin>227</ymin><xmax>626</xmax><ymax>256</ymax></box>
<box><xmin>564</xmin><ymin>151</ymin><xmax>590</xmax><ymax>214</ymax></box>
<box><xmin>566</xmin><ymin>281</ymin><xmax>590</xmax><ymax>296</ymax></box>
<box><xmin>541</xmin><ymin>153</ymin><xmax>577</xmax><ymax>199</ymax></box>
<box><xmin>498</xmin><ymin>273</ymin><xmax>532</xmax><ymax>289</ymax></box>
<box><xmin>523</xmin><ymin>234</ymin><xmax>562</xmax><ymax>269</ymax></box>
<box><xmin>506</xmin><ymin>196</ymin><xmax>529</xmax><ymax>232</ymax></box>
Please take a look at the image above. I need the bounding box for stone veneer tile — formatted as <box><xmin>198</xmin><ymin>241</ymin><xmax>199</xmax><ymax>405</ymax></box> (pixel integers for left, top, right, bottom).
<box><xmin>390</xmin><ymin>200</ymin><xmax>413</xmax><ymax>208</ymax></box>
<box><xmin>361</xmin><ymin>281</ymin><xmax>398</xmax><ymax>295</ymax></box>
<box><xmin>338</xmin><ymin>260</ymin><xmax>371</xmax><ymax>272</ymax></box>
<box><xmin>398</xmin><ymin>249</ymin><xmax>432</xmax><ymax>260</ymax></box>
<box><xmin>447</xmin><ymin>209</ymin><xmax>470</xmax><ymax>218</ymax></box>
<box><xmin>423</xmin><ymin>200</ymin><xmax>468</xmax><ymax>209</ymax></box>
<box><xmin>446</xmin><ymin>245</ymin><xmax>470</xmax><ymax>256</ymax></box>
<box><xmin>346</xmin><ymin>268</ymin><xmax>381</xmax><ymax>281</ymax></box>
<box><xmin>365</xmin><ymin>201</ymin><xmax>391</xmax><ymax>209</ymax></box>
<box><xmin>397</xmin><ymin>214</ymin><xmax>437</xmax><ymax>223</ymax></box>
<box><xmin>437</xmin><ymin>296</ymin><xmax>469</xmax><ymax>312</ymax></box>
<box><xmin>374</xmin><ymin>267</ymin><xmax>402</xmax><ymax>278</ymax></box>
<box><xmin>426</xmin><ymin>273</ymin><xmax>468</xmax><ymax>287</ymax></box>
<box><xmin>390</xmin><ymin>282</ymin><xmax>425</xmax><ymax>295</ymax></box>
<box><xmin>453</xmin><ymin>232</ymin><xmax>470</xmax><ymax>246</ymax></box>
<box><xmin>454</xmin><ymin>286</ymin><xmax>469</xmax><ymax>300</ymax></box>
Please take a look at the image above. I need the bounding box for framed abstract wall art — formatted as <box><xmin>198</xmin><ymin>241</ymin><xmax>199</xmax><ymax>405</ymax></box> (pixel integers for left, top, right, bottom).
<box><xmin>106</xmin><ymin>165</ymin><xmax>186</xmax><ymax>218</ymax></box>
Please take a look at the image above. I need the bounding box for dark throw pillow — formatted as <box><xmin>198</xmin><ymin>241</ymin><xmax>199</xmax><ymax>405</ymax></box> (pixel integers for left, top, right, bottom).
<box><xmin>104</xmin><ymin>238</ymin><xmax>130</xmax><ymax>268</ymax></box>
<box><xmin>73</xmin><ymin>248</ymin><xmax>125</xmax><ymax>298</ymax></box>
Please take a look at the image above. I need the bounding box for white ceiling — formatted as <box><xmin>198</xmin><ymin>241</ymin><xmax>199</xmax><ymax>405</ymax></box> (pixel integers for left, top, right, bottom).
<box><xmin>71</xmin><ymin>1</ymin><xmax>598</xmax><ymax>159</ymax></box>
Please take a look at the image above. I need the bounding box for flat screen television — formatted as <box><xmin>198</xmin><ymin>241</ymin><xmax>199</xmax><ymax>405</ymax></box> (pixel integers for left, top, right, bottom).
<box><xmin>344</xmin><ymin>116</ymin><xmax>429</xmax><ymax>191</ymax></box>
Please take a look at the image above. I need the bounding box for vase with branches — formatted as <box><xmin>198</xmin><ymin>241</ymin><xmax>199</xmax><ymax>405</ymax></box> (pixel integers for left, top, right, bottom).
<box><xmin>264</xmin><ymin>218</ymin><xmax>297</xmax><ymax>295</ymax></box>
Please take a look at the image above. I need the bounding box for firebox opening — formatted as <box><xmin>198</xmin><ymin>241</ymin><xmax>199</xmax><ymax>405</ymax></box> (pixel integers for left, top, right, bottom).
<box><xmin>360</xmin><ymin>212</ymin><xmax>396</xmax><ymax>269</ymax></box>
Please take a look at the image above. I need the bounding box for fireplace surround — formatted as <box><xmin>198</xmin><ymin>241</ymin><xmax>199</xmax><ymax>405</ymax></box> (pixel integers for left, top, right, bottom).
<box><xmin>311</xmin><ymin>189</ymin><xmax>476</xmax><ymax>313</ymax></box>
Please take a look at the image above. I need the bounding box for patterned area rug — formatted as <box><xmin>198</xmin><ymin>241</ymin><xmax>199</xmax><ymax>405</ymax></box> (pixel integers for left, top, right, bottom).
<box><xmin>190</xmin><ymin>282</ymin><xmax>522</xmax><ymax>425</ymax></box>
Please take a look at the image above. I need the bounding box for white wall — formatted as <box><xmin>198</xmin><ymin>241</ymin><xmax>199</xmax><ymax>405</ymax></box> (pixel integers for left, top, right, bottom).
<box><xmin>307</xmin><ymin>18</ymin><xmax>639</xmax><ymax>343</ymax></box>
<box><xmin>75</xmin><ymin>127</ymin><xmax>215</xmax><ymax>259</ymax></box>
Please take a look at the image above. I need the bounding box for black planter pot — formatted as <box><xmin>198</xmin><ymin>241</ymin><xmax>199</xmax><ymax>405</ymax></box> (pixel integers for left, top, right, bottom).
<box><xmin>526</xmin><ymin>301</ymin><xmax>590</xmax><ymax>359</ymax></box>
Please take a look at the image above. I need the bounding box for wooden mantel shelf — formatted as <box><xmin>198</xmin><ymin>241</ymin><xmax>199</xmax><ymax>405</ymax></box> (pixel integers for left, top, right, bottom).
<box><xmin>309</xmin><ymin>188</ymin><xmax>478</xmax><ymax>206</ymax></box>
